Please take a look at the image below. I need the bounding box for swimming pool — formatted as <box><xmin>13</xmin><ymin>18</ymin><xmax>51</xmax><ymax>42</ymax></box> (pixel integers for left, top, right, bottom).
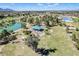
<box><xmin>5</xmin><ymin>23</ymin><xmax>23</xmax><ymax>32</ymax></box>
<box><xmin>0</xmin><ymin>22</ymin><xmax>23</xmax><ymax>33</ymax></box>
<box><xmin>32</xmin><ymin>25</ymin><xmax>44</xmax><ymax>31</ymax></box>
<box><xmin>63</xmin><ymin>17</ymin><xmax>73</xmax><ymax>22</ymax></box>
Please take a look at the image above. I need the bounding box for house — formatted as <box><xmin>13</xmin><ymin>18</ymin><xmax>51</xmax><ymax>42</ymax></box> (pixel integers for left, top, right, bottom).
<box><xmin>66</xmin><ymin>26</ymin><xmax>76</xmax><ymax>33</ymax></box>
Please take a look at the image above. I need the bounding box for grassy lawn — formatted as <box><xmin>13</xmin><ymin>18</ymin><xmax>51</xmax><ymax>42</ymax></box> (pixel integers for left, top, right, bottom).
<box><xmin>1</xmin><ymin>44</ymin><xmax>16</xmax><ymax>56</ymax></box>
<box><xmin>1</xmin><ymin>43</ymin><xmax>38</xmax><ymax>56</ymax></box>
<box><xmin>38</xmin><ymin>26</ymin><xmax>79</xmax><ymax>56</ymax></box>
<box><xmin>1</xmin><ymin>26</ymin><xmax>79</xmax><ymax>56</ymax></box>
<box><xmin>73</xmin><ymin>18</ymin><xmax>79</xmax><ymax>22</ymax></box>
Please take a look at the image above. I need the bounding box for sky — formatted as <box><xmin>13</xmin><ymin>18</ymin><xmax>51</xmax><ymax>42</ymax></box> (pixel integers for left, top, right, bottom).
<box><xmin>0</xmin><ymin>3</ymin><xmax>79</xmax><ymax>11</ymax></box>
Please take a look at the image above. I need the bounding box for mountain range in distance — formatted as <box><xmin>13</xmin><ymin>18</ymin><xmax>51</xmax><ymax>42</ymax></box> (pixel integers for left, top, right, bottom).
<box><xmin>0</xmin><ymin>8</ymin><xmax>14</xmax><ymax>11</ymax></box>
<box><xmin>0</xmin><ymin>8</ymin><xmax>79</xmax><ymax>11</ymax></box>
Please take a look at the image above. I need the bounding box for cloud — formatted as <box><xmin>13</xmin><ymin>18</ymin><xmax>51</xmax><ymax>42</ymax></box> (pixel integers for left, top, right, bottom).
<box><xmin>53</xmin><ymin>3</ymin><xmax>59</xmax><ymax>6</ymax></box>
<box><xmin>10</xmin><ymin>3</ymin><xmax>15</xmax><ymax>6</ymax></box>
<box><xmin>37</xmin><ymin>3</ymin><xmax>44</xmax><ymax>6</ymax></box>
<box><xmin>47</xmin><ymin>3</ymin><xmax>60</xmax><ymax>7</ymax></box>
<box><xmin>36</xmin><ymin>3</ymin><xmax>60</xmax><ymax>7</ymax></box>
<box><xmin>0</xmin><ymin>3</ymin><xmax>15</xmax><ymax>8</ymax></box>
<box><xmin>0</xmin><ymin>6</ymin><xmax>10</xmax><ymax>8</ymax></box>
<box><xmin>47</xmin><ymin>4</ymin><xmax>52</xmax><ymax>6</ymax></box>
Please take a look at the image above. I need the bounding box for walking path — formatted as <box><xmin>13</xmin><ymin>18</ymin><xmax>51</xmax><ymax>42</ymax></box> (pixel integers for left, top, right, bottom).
<box><xmin>63</xmin><ymin>26</ymin><xmax>77</xmax><ymax>50</ymax></box>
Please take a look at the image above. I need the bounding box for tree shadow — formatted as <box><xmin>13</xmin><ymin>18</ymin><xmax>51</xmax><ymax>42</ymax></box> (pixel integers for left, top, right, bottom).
<box><xmin>35</xmin><ymin>48</ymin><xmax>57</xmax><ymax>56</ymax></box>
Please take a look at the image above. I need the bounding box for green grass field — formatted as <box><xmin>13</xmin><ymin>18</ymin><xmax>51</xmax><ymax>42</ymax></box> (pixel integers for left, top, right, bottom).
<box><xmin>73</xmin><ymin>18</ymin><xmax>79</xmax><ymax>22</ymax></box>
<box><xmin>1</xmin><ymin>26</ymin><xmax>79</xmax><ymax>56</ymax></box>
<box><xmin>38</xmin><ymin>26</ymin><xmax>79</xmax><ymax>56</ymax></box>
<box><xmin>1</xmin><ymin>43</ymin><xmax>38</xmax><ymax>56</ymax></box>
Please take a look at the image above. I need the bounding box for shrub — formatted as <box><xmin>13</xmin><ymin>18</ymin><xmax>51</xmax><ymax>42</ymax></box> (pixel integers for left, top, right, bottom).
<box><xmin>75</xmin><ymin>42</ymin><xmax>79</xmax><ymax>50</ymax></box>
<box><xmin>72</xmin><ymin>33</ymin><xmax>77</xmax><ymax>42</ymax></box>
<box><xmin>76</xmin><ymin>28</ymin><xmax>79</xmax><ymax>31</ymax></box>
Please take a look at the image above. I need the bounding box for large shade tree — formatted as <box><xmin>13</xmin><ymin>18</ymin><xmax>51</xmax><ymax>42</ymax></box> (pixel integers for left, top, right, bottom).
<box><xmin>25</xmin><ymin>34</ymin><xmax>40</xmax><ymax>51</ymax></box>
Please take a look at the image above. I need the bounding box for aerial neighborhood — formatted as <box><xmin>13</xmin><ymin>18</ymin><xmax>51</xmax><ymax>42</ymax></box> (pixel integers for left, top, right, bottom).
<box><xmin>0</xmin><ymin>3</ymin><xmax>79</xmax><ymax>56</ymax></box>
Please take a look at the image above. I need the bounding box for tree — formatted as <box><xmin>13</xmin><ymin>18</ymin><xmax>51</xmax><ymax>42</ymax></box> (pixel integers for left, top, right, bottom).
<box><xmin>25</xmin><ymin>34</ymin><xmax>40</xmax><ymax>51</ymax></box>
<box><xmin>11</xmin><ymin>20</ymin><xmax>16</xmax><ymax>24</ymax></box>
<box><xmin>28</xmin><ymin>17</ymin><xmax>34</xmax><ymax>24</ymax></box>
<box><xmin>8</xmin><ymin>35</ymin><xmax>17</xmax><ymax>41</ymax></box>
<box><xmin>72</xmin><ymin>33</ymin><xmax>77</xmax><ymax>41</ymax></box>
<box><xmin>0</xmin><ymin>21</ymin><xmax>3</xmax><ymax>27</ymax></box>
<box><xmin>35</xmin><ymin>17</ymin><xmax>40</xmax><ymax>25</ymax></box>
<box><xmin>20</xmin><ymin>16</ymin><xmax>27</xmax><ymax>23</ymax></box>
<box><xmin>2</xmin><ymin>30</ymin><xmax>10</xmax><ymax>37</ymax></box>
